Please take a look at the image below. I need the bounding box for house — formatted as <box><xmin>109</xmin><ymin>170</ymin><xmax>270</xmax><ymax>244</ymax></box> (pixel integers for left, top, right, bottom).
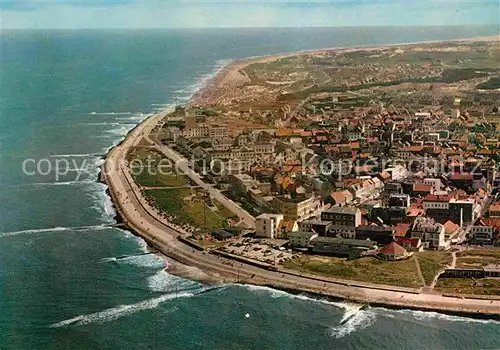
<box><xmin>327</xmin><ymin>225</ymin><xmax>357</xmax><ymax>239</ymax></box>
<box><xmin>288</xmin><ymin>231</ymin><xmax>318</xmax><ymax>249</ymax></box>
<box><xmin>298</xmin><ymin>220</ymin><xmax>332</xmax><ymax>236</ymax></box>
<box><xmin>327</xmin><ymin>190</ymin><xmax>354</xmax><ymax>206</ymax></box>
<box><xmin>410</xmin><ymin>217</ymin><xmax>449</xmax><ymax>250</ymax></box>
<box><xmin>321</xmin><ymin>207</ymin><xmax>362</xmax><ymax>227</ymax></box>
<box><xmin>412</xmin><ymin>183</ymin><xmax>433</xmax><ymax>197</ymax></box>
<box><xmin>443</xmin><ymin>220</ymin><xmax>460</xmax><ymax>238</ymax></box>
<box><xmin>378</xmin><ymin>242</ymin><xmax>409</xmax><ymax>260</ymax></box>
<box><xmin>471</xmin><ymin>220</ymin><xmax>494</xmax><ymax>244</ymax></box>
<box><xmin>394</xmin><ymin>222</ymin><xmax>411</xmax><ymax>237</ymax></box>
<box><xmin>255</xmin><ymin>213</ymin><xmax>284</xmax><ymax>239</ymax></box>
<box><xmin>395</xmin><ymin>236</ymin><xmax>423</xmax><ymax>252</ymax></box>
<box><xmin>277</xmin><ymin>220</ymin><xmax>298</xmax><ymax>238</ymax></box>
<box><xmin>489</xmin><ymin>202</ymin><xmax>500</xmax><ymax>218</ymax></box>
<box><xmin>355</xmin><ymin>225</ymin><xmax>395</xmax><ymax>245</ymax></box>
<box><xmin>273</xmin><ymin>195</ymin><xmax>322</xmax><ymax>221</ymax></box>
<box><xmin>388</xmin><ymin>194</ymin><xmax>410</xmax><ymax>208</ymax></box>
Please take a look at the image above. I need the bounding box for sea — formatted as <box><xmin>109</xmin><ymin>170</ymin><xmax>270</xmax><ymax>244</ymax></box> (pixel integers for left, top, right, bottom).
<box><xmin>1</xmin><ymin>26</ymin><xmax>500</xmax><ymax>349</ymax></box>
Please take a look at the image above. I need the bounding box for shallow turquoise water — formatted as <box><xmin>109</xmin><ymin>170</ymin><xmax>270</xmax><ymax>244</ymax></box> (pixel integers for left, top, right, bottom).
<box><xmin>1</xmin><ymin>27</ymin><xmax>500</xmax><ymax>349</ymax></box>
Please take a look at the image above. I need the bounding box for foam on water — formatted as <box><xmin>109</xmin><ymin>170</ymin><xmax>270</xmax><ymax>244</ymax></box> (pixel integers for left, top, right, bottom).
<box><xmin>0</xmin><ymin>225</ymin><xmax>110</xmax><ymax>238</ymax></box>
<box><xmin>119</xmin><ymin>254</ymin><xmax>167</xmax><ymax>269</ymax></box>
<box><xmin>386</xmin><ymin>308</ymin><xmax>500</xmax><ymax>325</ymax></box>
<box><xmin>89</xmin><ymin>112</ymin><xmax>133</xmax><ymax>115</ymax></box>
<box><xmin>172</xmin><ymin>59</ymin><xmax>232</xmax><ymax>102</ymax></box>
<box><xmin>147</xmin><ymin>269</ymin><xmax>200</xmax><ymax>293</ymax></box>
<box><xmin>329</xmin><ymin>309</ymin><xmax>377</xmax><ymax>339</ymax></box>
<box><xmin>241</xmin><ymin>284</ymin><xmax>358</xmax><ymax>310</ymax></box>
<box><xmin>49</xmin><ymin>292</ymin><xmax>190</xmax><ymax>328</ymax></box>
<box><xmin>87</xmin><ymin>182</ymin><xmax>117</xmax><ymax>224</ymax></box>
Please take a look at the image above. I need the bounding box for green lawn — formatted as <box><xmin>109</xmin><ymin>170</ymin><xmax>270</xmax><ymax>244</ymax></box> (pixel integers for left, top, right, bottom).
<box><xmin>435</xmin><ymin>278</ymin><xmax>500</xmax><ymax>296</ymax></box>
<box><xmin>128</xmin><ymin>148</ymin><xmax>188</xmax><ymax>187</ymax></box>
<box><xmin>456</xmin><ymin>249</ymin><xmax>500</xmax><ymax>269</ymax></box>
<box><xmin>416</xmin><ymin>251</ymin><xmax>452</xmax><ymax>286</ymax></box>
<box><xmin>144</xmin><ymin>188</ymin><xmax>236</xmax><ymax>231</ymax></box>
<box><xmin>283</xmin><ymin>255</ymin><xmax>424</xmax><ymax>288</ymax></box>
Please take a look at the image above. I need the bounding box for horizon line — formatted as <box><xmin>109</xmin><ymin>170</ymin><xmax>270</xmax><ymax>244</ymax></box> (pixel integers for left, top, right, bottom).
<box><xmin>2</xmin><ymin>24</ymin><xmax>499</xmax><ymax>31</ymax></box>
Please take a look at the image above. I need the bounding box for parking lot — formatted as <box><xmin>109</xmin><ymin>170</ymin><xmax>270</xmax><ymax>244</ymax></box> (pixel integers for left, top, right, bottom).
<box><xmin>219</xmin><ymin>237</ymin><xmax>297</xmax><ymax>265</ymax></box>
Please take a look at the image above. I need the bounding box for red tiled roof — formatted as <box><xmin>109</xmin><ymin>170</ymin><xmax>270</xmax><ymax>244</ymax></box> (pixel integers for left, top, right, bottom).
<box><xmin>394</xmin><ymin>223</ymin><xmax>411</xmax><ymax>237</ymax></box>
<box><xmin>379</xmin><ymin>242</ymin><xmax>407</xmax><ymax>256</ymax></box>
<box><xmin>443</xmin><ymin>220</ymin><xmax>459</xmax><ymax>235</ymax></box>
<box><xmin>413</xmin><ymin>184</ymin><xmax>432</xmax><ymax>192</ymax></box>
<box><xmin>396</xmin><ymin>236</ymin><xmax>421</xmax><ymax>248</ymax></box>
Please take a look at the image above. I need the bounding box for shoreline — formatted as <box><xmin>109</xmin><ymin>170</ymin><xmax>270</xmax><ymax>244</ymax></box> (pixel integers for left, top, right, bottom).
<box><xmin>103</xmin><ymin>35</ymin><xmax>500</xmax><ymax>319</ymax></box>
<box><xmin>189</xmin><ymin>34</ymin><xmax>499</xmax><ymax>106</ymax></box>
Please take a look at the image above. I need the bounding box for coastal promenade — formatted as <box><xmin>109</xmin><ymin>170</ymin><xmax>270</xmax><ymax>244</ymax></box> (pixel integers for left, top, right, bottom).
<box><xmin>103</xmin><ymin>109</ymin><xmax>500</xmax><ymax>318</ymax></box>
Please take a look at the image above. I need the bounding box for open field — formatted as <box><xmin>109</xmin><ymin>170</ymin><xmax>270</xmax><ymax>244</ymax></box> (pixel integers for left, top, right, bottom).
<box><xmin>128</xmin><ymin>147</ymin><xmax>189</xmax><ymax>187</ymax></box>
<box><xmin>144</xmin><ymin>188</ymin><xmax>237</xmax><ymax>231</ymax></box>
<box><xmin>435</xmin><ymin>278</ymin><xmax>500</xmax><ymax>296</ymax></box>
<box><xmin>283</xmin><ymin>255</ymin><xmax>424</xmax><ymax>288</ymax></box>
<box><xmin>416</xmin><ymin>251</ymin><xmax>453</xmax><ymax>286</ymax></box>
<box><xmin>456</xmin><ymin>249</ymin><xmax>500</xmax><ymax>268</ymax></box>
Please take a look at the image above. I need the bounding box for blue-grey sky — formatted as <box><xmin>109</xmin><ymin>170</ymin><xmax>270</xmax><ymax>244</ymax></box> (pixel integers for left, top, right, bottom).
<box><xmin>1</xmin><ymin>0</ymin><xmax>499</xmax><ymax>29</ymax></box>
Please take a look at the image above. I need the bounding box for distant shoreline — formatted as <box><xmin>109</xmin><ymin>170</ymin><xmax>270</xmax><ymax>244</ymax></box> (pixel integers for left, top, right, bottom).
<box><xmin>189</xmin><ymin>34</ymin><xmax>499</xmax><ymax>106</ymax></box>
<box><xmin>103</xmin><ymin>35</ymin><xmax>500</xmax><ymax>319</ymax></box>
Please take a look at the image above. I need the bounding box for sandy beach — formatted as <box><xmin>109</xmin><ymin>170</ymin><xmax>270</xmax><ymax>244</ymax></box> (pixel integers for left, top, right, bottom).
<box><xmin>104</xmin><ymin>35</ymin><xmax>500</xmax><ymax>318</ymax></box>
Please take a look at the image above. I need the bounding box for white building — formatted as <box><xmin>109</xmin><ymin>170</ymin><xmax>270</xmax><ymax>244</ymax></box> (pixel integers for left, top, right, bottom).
<box><xmin>255</xmin><ymin>213</ymin><xmax>284</xmax><ymax>238</ymax></box>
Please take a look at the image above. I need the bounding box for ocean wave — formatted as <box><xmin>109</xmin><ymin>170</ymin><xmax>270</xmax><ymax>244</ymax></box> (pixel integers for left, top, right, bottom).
<box><xmin>0</xmin><ymin>225</ymin><xmax>110</xmax><ymax>238</ymax></box>
<box><xmin>87</xmin><ymin>182</ymin><xmax>116</xmax><ymax>224</ymax></box>
<box><xmin>100</xmin><ymin>254</ymin><xmax>168</xmax><ymax>270</ymax></box>
<box><xmin>89</xmin><ymin>112</ymin><xmax>133</xmax><ymax>115</ymax></box>
<box><xmin>49</xmin><ymin>292</ymin><xmax>189</xmax><ymax>328</ymax></box>
<box><xmin>387</xmin><ymin>308</ymin><xmax>500</xmax><ymax>325</ymax></box>
<box><xmin>25</xmin><ymin>180</ymin><xmax>97</xmax><ymax>186</ymax></box>
<box><xmin>147</xmin><ymin>269</ymin><xmax>200</xmax><ymax>293</ymax></box>
<box><xmin>240</xmin><ymin>284</ymin><xmax>356</xmax><ymax>310</ymax></box>
<box><xmin>330</xmin><ymin>309</ymin><xmax>377</xmax><ymax>339</ymax></box>
<box><xmin>50</xmin><ymin>153</ymin><xmax>100</xmax><ymax>158</ymax></box>
<box><xmin>173</xmin><ymin>59</ymin><xmax>232</xmax><ymax>102</ymax></box>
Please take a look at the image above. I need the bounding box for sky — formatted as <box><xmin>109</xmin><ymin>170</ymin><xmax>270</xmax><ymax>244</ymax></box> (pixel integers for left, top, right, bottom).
<box><xmin>1</xmin><ymin>0</ymin><xmax>499</xmax><ymax>29</ymax></box>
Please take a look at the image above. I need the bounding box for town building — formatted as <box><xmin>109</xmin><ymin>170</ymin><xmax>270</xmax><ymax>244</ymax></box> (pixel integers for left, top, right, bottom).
<box><xmin>378</xmin><ymin>242</ymin><xmax>409</xmax><ymax>260</ymax></box>
<box><xmin>288</xmin><ymin>231</ymin><xmax>317</xmax><ymax>249</ymax></box>
<box><xmin>321</xmin><ymin>207</ymin><xmax>361</xmax><ymax>226</ymax></box>
<box><xmin>255</xmin><ymin>213</ymin><xmax>284</xmax><ymax>239</ymax></box>
<box><xmin>308</xmin><ymin>236</ymin><xmax>377</xmax><ymax>257</ymax></box>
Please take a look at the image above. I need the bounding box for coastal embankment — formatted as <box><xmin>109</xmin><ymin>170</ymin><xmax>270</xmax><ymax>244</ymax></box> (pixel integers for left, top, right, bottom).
<box><xmin>102</xmin><ymin>110</ymin><xmax>500</xmax><ymax>320</ymax></box>
<box><xmin>103</xmin><ymin>37</ymin><xmax>500</xmax><ymax>318</ymax></box>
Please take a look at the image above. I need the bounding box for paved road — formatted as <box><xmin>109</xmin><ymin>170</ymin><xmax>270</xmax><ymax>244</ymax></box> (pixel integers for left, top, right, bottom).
<box><xmin>146</xmin><ymin>135</ymin><xmax>256</xmax><ymax>228</ymax></box>
<box><xmin>103</xmin><ymin>111</ymin><xmax>500</xmax><ymax>316</ymax></box>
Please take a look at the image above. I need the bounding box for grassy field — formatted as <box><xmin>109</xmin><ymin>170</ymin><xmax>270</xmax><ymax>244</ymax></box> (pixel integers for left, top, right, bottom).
<box><xmin>283</xmin><ymin>255</ymin><xmax>424</xmax><ymax>288</ymax></box>
<box><xmin>416</xmin><ymin>251</ymin><xmax>453</xmax><ymax>286</ymax></box>
<box><xmin>144</xmin><ymin>188</ymin><xmax>237</xmax><ymax>231</ymax></box>
<box><xmin>435</xmin><ymin>278</ymin><xmax>500</xmax><ymax>296</ymax></box>
<box><xmin>456</xmin><ymin>249</ymin><xmax>500</xmax><ymax>269</ymax></box>
<box><xmin>128</xmin><ymin>147</ymin><xmax>188</xmax><ymax>187</ymax></box>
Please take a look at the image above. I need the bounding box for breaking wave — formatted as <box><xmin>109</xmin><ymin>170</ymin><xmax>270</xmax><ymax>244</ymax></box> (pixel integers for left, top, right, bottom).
<box><xmin>241</xmin><ymin>284</ymin><xmax>357</xmax><ymax>310</ymax></box>
<box><xmin>387</xmin><ymin>308</ymin><xmax>500</xmax><ymax>325</ymax></box>
<box><xmin>172</xmin><ymin>59</ymin><xmax>232</xmax><ymax>102</ymax></box>
<box><xmin>0</xmin><ymin>225</ymin><xmax>110</xmax><ymax>238</ymax></box>
<box><xmin>147</xmin><ymin>269</ymin><xmax>201</xmax><ymax>293</ymax></box>
<box><xmin>49</xmin><ymin>292</ymin><xmax>189</xmax><ymax>328</ymax></box>
<box><xmin>89</xmin><ymin>112</ymin><xmax>133</xmax><ymax>115</ymax></box>
<box><xmin>330</xmin><ymin>309</ymin><xmax>377</xmax><ymax>339</ymax></box>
